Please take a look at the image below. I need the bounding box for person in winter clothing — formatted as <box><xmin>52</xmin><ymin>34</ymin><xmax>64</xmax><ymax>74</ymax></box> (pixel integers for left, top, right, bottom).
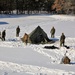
<box><xmin>0</xmin><ymin>31</ymin><xmax>1</xmax><ymax>39</ymax></box>
<box><xmin>16</xmin><ymin>26</ymin><xmax>20</xmax><ymax>37</ymax></box>
<box><xmin>50</xmin><ymin>26</ymin><xmax>55</xmax><ymax>38</ymax></box>
<box><xmin>60</xmin><ymin>33</ymin><xmax>65</xmax><ymax>47</ymax></box>
<box><xmin>23</xmin><ymin>33</ymin><xmax>29</xmax><ymax>45</ymax></box>
<box><xmin>2</xmin><ymin>30</ymin><xmax>6</xmax><ymax>41</ymax></box>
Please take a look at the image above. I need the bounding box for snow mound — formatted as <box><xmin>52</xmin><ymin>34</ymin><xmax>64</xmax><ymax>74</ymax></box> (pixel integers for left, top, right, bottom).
<box><xmin>0</xmin><ymin>61</ymin><xmax>75</xmax><ymax>75</ymax></box>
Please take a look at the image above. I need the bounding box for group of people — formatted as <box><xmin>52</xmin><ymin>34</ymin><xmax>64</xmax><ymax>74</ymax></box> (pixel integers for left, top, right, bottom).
<box><xmin>0</xmin><ymin>26</ymin><xmax>65</xmax><ymax>46</ymax></box>
<box><xmin>0</xmin><ymin>26</ymin><xmax>28</xmax><ymax>45</ymax></box>
<box><xmin>17</xmin><ymin>26</ymin><xmax>66</xmax><ymax>47</ymax></box>
<box><xmin>16</xmin><ymin>26</ymin><xmax>29</xmax><ymax>45</ymax></box>
<box><xmin>50</xmin><ymin>26</ymin><xmax>65</xmax><ymax>47</ymax></box>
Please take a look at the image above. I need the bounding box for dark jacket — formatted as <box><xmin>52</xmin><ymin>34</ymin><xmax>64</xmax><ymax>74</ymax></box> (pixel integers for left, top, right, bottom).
<box><xmin>50</xmin><ymin>27</ymin><xmax>55</xmax><ymax>35</ymax></box>
<box><xmin>16</xmin><ymin>26</ymin><xmax>20</xmax><ymax>34</ymax></box>
<box><xmin>2</xmin><ymin>30</ymin><xmax>6</xmax><ymax>38</ymax></box>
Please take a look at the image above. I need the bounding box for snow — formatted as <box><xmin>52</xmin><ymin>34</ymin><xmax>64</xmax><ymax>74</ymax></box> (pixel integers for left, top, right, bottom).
<box><xmin>0</xmin><ymin>14</ymin><xmax>75</xmax><ymax>75</ymax></box>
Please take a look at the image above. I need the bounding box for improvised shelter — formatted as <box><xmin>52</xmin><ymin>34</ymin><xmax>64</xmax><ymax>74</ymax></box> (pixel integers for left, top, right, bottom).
<box><xmin>61</xmin><ymin>56</ymin><xmax>71</xmax><ymax>64</ymax></box>
<box><xmin>29</xmin><ymin>26</ymin><xmax>53</xmax><ymax>44</ymax></box>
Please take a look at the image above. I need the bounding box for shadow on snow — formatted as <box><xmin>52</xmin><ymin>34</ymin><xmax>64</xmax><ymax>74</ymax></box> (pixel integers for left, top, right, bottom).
<box><xmin>0</xmin><ymin>22</ymin><xmax>8</xmax><ymax>25</ymax></box>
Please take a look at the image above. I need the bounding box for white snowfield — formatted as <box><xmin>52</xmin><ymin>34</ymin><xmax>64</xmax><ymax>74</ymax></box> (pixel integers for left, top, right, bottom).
<box><xmin>0</xmin><ymin>14</ymin><xmax>75</xmax><ymax>75</ymax></box>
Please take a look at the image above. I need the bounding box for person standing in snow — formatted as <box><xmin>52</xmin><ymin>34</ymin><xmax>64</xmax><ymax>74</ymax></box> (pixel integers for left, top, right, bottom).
<box><xmin>0</xmin><ymin>31</ymin><xmax>1</xmax><ymax>39</ymax></box>
<box><xmin>60</xmin><ymin>33</ymin><xmax>65</xmax><ymax>47</ymax></box>
<box><xmin>2</xmin><ymin>30</ymin><xmax>6</xmax><ymax>41</ymax></box>
<box><xmin>50</xmin><ymin>26</ymin><xmax>55</xmax><ymax>38</ymax></box>
<box><xmin>16</xmin><ymin>26</ymin><xmax>20</xmax><ymax>37</ymax></box>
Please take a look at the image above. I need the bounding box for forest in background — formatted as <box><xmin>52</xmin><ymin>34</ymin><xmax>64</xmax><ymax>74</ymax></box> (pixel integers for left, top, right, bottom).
<box><xmin>0</xmin><ymin>0</ymin><xmax>75</xmax><ymax>15</ymax></box>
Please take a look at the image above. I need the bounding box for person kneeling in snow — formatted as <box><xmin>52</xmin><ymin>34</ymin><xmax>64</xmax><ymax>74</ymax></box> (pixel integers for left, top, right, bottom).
<box><xmin>61</xmin><ymin>56</ymin><xmax>71</xmax><ymax>64</ymax></box>
<box><xmin>22</xmin><ymin>33</ymin><xmax>29</xmax><ymax>45</ymax></box>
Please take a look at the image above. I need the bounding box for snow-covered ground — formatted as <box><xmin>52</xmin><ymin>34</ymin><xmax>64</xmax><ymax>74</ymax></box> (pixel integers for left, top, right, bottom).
<box><xmin>0</xmin><ymin>14</ymin><xmax>75</xmax><ymax>75</ymax></box>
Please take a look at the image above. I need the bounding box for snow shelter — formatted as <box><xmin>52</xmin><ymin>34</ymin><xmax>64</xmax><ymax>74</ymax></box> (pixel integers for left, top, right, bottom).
<box><xmin>29</xmin><ymin>26</ymin><xmax>53</xmax><ymax>44</ymax></box>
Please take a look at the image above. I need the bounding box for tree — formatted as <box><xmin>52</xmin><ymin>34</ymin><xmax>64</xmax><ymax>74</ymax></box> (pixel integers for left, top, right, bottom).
<box><xmin>64</xmin><ymin>0</ymin><xmax>75</xmax><ymax>14</ymax></box>
<box><xmin>44</xmin><ymin>0</ymin><xmax>55</xmax><ymax>13</ymax></box>
<box><xmin>52</xmin><ymin>0</ymin><xmax>65</xmax><ymax>14</ymax></box>
<box><xmin>52</xmin><ymin>0</ymin><xmax>75</xmax><ymax>14</ymax></box>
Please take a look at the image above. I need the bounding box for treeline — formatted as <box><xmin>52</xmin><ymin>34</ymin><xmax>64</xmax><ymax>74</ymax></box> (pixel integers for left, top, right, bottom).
<box><xmin>0</xmin><ymin>0</ymin><xmax>54</xmax><ymax>14</ymax></box>
<box><xmin>0</xmin><ymin>0</ymin><xmax>75</xmax><ymax>15</ymax></box>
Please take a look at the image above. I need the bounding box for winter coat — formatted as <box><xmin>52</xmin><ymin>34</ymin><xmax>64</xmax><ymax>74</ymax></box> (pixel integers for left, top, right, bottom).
<box><xmin>0</xmin><ymin>31</ymin><xmax>1</xmax><ymax>38</ymax></box>
<box><xmin>60</xmin><ymin>34</ymin><xmax>65</xmax><ymax>43</ymax></box>
<box><xmin>50</xmin><ymin>27</ymin><xmax>55</xmax><ymax>35</ymax></box>
<box><xmin>2</xmin><ymin>30</ymin><xmax>6</xmax><ymax>38</ymax></box>
<box><xmin>16</xmin><ymin>26</ymin><xmax>20</xmax><ymax>34</ymax></box>
<box><xmin>23</xmin><ymin>33</ymin><xmax>29</xmax><ymax>42</ymax></box>
<box><xmin>61</xmin><ymin>56</ymin><xmax>70</xmax><ymax>64</ymax></box>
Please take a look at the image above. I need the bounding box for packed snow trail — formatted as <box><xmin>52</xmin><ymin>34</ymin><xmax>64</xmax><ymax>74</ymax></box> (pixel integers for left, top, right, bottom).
<box><xmin>0</xmin><ymin>61</ymin><xmax>75</xmax><ymax>75</ymax></box>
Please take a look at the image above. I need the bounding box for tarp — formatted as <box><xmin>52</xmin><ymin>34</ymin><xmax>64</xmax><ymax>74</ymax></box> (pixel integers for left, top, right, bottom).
<box><xmin>29</xmin><ymin>26</ymin><xmax>53</xmax><ymax>44</ymax></box>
